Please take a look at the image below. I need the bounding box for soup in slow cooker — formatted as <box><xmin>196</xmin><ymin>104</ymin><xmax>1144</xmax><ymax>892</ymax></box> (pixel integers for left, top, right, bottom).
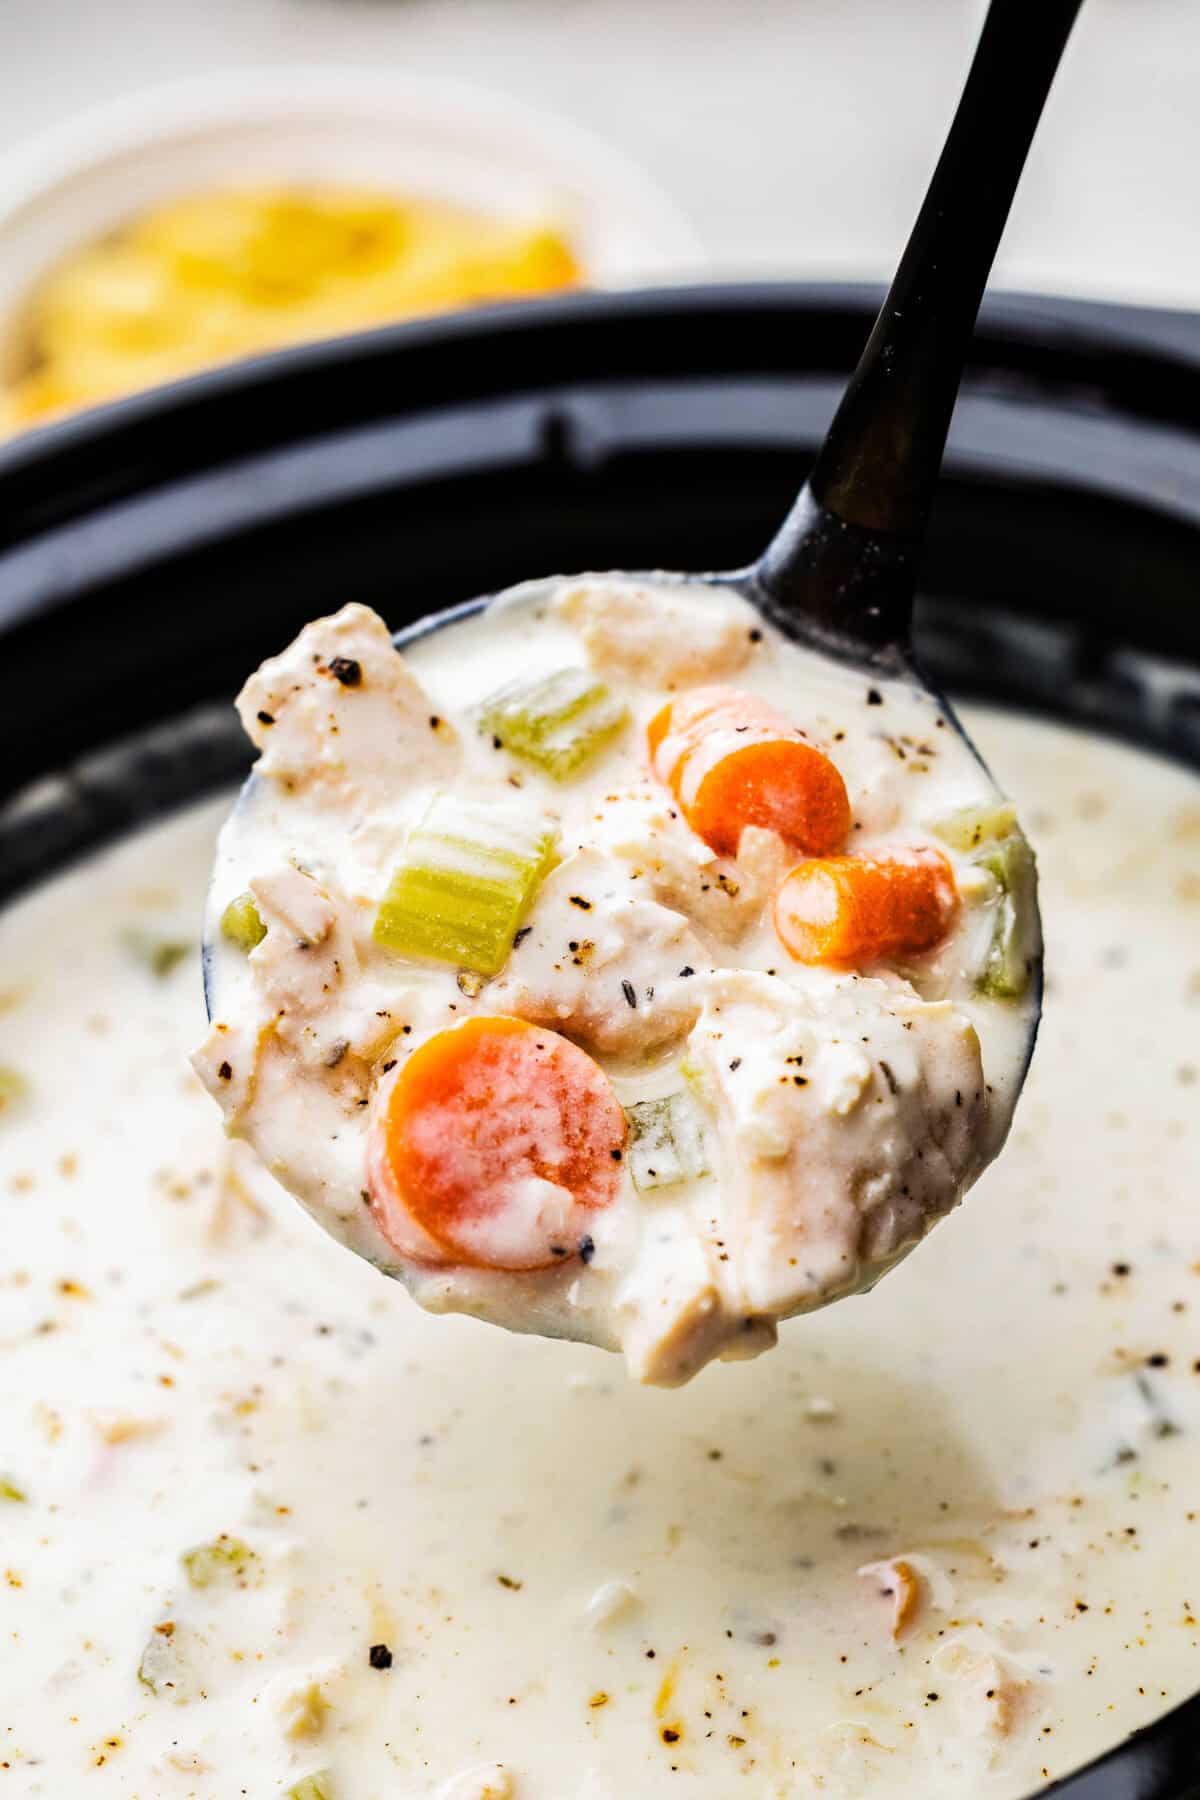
<box><xmin>0</xmin><ymin>707</ymin><xmax>1197</xmax><ymax>1797</ymax></box>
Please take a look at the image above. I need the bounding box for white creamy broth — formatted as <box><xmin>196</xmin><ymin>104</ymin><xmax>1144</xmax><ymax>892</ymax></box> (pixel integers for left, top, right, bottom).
<box><xmin>1</xmin><ymin>709</ymin><xmax>1197</xmax><ymax>1800</ymax></box>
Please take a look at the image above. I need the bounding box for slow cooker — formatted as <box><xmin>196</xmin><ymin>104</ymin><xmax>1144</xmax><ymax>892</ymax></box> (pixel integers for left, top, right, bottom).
<box><xmin>1</xmin><ymin>282</ymin><xmax>1198</xmax><ymax>1797</ymax></box>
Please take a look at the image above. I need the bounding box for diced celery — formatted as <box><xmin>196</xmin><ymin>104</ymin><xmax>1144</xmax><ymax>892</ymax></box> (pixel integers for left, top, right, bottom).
<box><xmin>220</xmin><ymin>891</ymin><xmax>267</xmax><ymax>952</ymax></box>
<box><xmin>285</xmin><ymin>1775</ymin><xmax>337</xmax><ymax>1800</ymax></box>
<box><xmin>121</xmin><ymin>927</ymin><xmax>192</xmax><ymax>978</ymax></box>
<box><xmin>0</xmin><ymin>1475</ymin><xmax>26</xmax><ymax>1503</ymax></box>
<box><xmin>181</xmin><ymin>1534</ymin><xmax>258</xmax><ymax>1589</ymax></box>
<box><xmin>977</xmin><ymin>834</ymin><xmax>1037</xmax><ymax>999</ymax></box>
<box><xmin>626</xmin><ymin>1093</ymin><xmax>710</xmax><ymax>1192</ymax></box>
<box><xmin>932</xmin><ymin>803</ymin><xmax>1036</xmax><ymax>1000</ymax></box>
<box><xmin>0</xmin><ymin>1066</ymin><xmax>27</xmax><ymax>1119</ymax></box>
<box><xmin>931</xmin><ymin>801</ymin><xmax>1017</xmax><ymax>854</ymax></box>
<box><xmin>374</xmin><ymin>795</ymin><xmax>558</xmax><ymax>977</ymax></box>
<box><xmin>480</xmin><ymin>667</ymin><xmax>629</xmax><ymax>779</ymax></box>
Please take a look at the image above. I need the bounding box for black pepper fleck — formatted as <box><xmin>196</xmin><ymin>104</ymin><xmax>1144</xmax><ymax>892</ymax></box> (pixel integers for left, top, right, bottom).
<box><xmin>368</xmin><ymin>1643</ymin><xmax>393</xmax><ymax>1669</ymax></box>
<box><xmin>256</xmin><ymin>710</ymin><xmax>275</xmax><ymax>726</ymax></box>
<box><xmin>329</xmin><ymin>656</ymin><xmax>362</xmax><ymax>687</ymax></box>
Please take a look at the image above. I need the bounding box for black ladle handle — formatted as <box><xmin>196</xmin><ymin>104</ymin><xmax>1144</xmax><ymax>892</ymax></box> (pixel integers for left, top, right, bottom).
<box><xmin>755</xmin><ymin>0</ymin><xmax>1085</xmax><ymax>664</ymax></box>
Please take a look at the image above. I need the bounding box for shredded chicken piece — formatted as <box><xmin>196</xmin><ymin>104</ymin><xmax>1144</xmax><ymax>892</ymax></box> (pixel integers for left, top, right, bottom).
<box><xmin>491</xmin><ymin>851</ymin><xmax>708</xmax><ymax>1057</ymax></box>
<box><xmin>237</xmin><ymin>602</ymin><xmax>458</xmax><ymax>806</ymax></box>
<box><xmin>592</xmin><ymin>792</ymin><xmax>791</xmax><ymax>943</ymax></box>
<box><xmin>555</xmin><ymin>576</ymin><xmax>759</xmax><ymax>687</ymax></box>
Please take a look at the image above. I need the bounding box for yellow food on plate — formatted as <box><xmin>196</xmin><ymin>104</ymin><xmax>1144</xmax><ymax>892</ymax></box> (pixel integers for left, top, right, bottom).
<box><xmin>1</xmin><ymin>185</ymin><xmax>580</xmax><ymax>431</ymax></box>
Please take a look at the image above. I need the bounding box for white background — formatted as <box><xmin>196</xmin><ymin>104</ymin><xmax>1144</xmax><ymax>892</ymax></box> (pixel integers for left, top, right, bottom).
<box><xmin>1</xmin><ymin>0</ymin><xmax>1199</xmax><ymax>308</ymax></box>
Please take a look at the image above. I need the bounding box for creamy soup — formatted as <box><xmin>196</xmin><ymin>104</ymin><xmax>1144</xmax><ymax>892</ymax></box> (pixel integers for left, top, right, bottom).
<box><xmin>198</xmin><ymin>580</ymin><xmax>1039</xmax><ymax>1383</ymax></box>
<box><xmin>0</xmin><ymin>709</ymin><xmax>1197</xmax><ymax>1800</ymax></box>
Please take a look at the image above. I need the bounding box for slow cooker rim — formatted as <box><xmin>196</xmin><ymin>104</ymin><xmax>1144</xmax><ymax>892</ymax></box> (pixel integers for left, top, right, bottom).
<box><xmin>2</xmin><ymin>280</ymin><xmax>1200</xmax><ymax>537</ymax></box>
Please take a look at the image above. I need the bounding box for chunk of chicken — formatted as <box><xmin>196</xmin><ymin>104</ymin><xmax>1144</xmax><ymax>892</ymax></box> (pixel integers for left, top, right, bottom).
<box><xmin>555</xmin><ymin>577</ymin><xmax>760</xmax><ymax>688</ymax></box>
<box><xmin>687</xmin><ymin>969</ymin><xmax>987</xmax><ymax>1316</ymax></box>
<box><xmin>193</xmin><ymin>866</ymin><xmax>409</xmax><ymax>1236</ymax></box>
<box><xmin>237</xmin><ymin>602</ymin><xmax>458</xmax><ymax>806</ymax></box>
<box><xmin>490</xmin><ymin>851</ymin><xmax>708</xmax><ymax>1058</ymax></box>
<box><xmin>591</xmin><ymin>789</ymin><xmax>791</xmax><ymax>943</ymax></box>
<box><xmin>614</xmin><ymin>1227</ymin><xmax>771</xmax><ymax>1387</ymax></box>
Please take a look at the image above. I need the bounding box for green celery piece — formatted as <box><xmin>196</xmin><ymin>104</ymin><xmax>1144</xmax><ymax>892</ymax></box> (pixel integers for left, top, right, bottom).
<box><xmin>181</xmin><ymin>1534</ymin><xmax>257</xmax><ymax>1590</ymax></box>
<box><xmin>120</xmin><ymin>927</ymin><xmax>192</xmax><ymax>979</ymax></box>
<box><xmin>374</xmin><ymin>795</ymin><xmax>558</xmax><ymax>977</ymax></box>
<box><xmin>931</xmin><ymin>801</ymin><xmax>1017</xmax><ymax>854</ymax></box>
<box><xmin>0</xmin><ymin>1066</ymin><xmax>27</xmax><ymax>1119</ymax></box>
<box><xmin>0</xmin><ymin>1475</ymin><xmax>26</xmax><ymax>1503</ymax></box>
<box><xmin>220</xmin><ymin>891</ymin><xmax>267</xmax><ymax>952</ymax></box>
<box><xmin>285</xmin><ymin>1776</ymin><xmax>337</xmax><ymax>1800</ymax></box>
<box><xmin>626</xmin><ymin>1093</ymin><xmax>710</xmax><ymax>1193</ymax></box>
<box><xmin>932</xmin><ymin>803</ymin><xmax>1036</xmax><ymax>1001</ymax></box>
<box><xmin>977</xmin><ymin>834</ymin><xmax>1037</xmax><ymax>999</ymax></box>
<box><xmin>480</xmin><ymin>667</ymin><xmax>629</xmax><ymax>779</ymax></box>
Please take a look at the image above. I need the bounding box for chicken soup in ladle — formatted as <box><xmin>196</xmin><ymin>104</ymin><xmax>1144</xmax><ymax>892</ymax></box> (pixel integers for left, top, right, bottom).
<box><xmin>196</xmin><ymin>576</ymin><xmax>1040</xmax><ymax>1384</ymax></box>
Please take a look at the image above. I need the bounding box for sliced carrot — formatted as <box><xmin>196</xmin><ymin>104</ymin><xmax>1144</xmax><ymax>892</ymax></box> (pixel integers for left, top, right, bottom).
<box><xmin>647</xmin><ymin>685</ymin><xmax>782</xmax><ymax>774</ymax></box>
<box><xmin>648</xmin><ymin>686</ymin><xmax>850</xmax><ymax>858</ymax></box>
<box><xmin>646</xmin><ymin>686</ymin><xmax>749</xmax><ymax>764</ymax></box>
<box><xmin>773</xmin><ymin>849</ymin><xmax>959</xmax><ymax>967</ymax></box>
<box><xmin>367</xmin><ymin>1016</ymin><xmax>626</xmax><ymax>1272</ymax></box>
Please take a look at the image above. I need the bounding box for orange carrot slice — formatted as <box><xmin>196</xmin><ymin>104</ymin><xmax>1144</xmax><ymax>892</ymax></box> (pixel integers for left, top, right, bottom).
<box><xmin>648</xmin><ymin>686</ymin><xmax>850</xmax><ymax>858</ymax></box>
<box><xmin>367</xmin><ymin>1016</ymin><xmax>626</xmax><ymax>1271</ymax></box>
<box><xmin>773</xmin><ymin>849</ymin><xmax>959</xmax><ymax>967</ymax></box>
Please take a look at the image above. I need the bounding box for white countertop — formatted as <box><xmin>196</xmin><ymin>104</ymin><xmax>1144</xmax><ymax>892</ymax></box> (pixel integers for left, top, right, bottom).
<box><xmin>1</xmin><ymin>0</ymin><xmax>1198</xmax><ymax>309</ymax></box>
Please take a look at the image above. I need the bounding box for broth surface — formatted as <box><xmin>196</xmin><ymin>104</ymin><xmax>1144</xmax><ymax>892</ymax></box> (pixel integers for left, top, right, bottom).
<box><xmin>1</xmin><ymin>708</ymin><xmax>1197</xmax><ymax>1798</ymax></box>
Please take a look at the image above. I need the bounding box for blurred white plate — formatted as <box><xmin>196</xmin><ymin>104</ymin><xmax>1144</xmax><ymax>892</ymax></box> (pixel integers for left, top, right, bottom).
<box><xmin>0</xmin><ymin>68</ymin><xmax>705</xmax><ymax>381</ymax></box>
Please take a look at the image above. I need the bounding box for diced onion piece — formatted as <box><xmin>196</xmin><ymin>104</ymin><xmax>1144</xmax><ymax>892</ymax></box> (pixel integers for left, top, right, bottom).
<box><xmin>137</xmin><ymin>1629</ymin><xmax>178</xmax><ymax>1694</ymax></box>
<box><xmin>480</xmin><ymin>667</ymin><xmax>629</xmax><ymax>779</ymax></box>
<box><xmin>220</xmin><ymin>890</ymin><xmax>267</xmax><ymax>951</ymax></box>
<box><xmin>181</xmin><ymin>1534</ymin><xmax>257</xmax><ymax>1589</ymax></box>
<box><xmin>374</xmin><ymin>796</ymin><xmax>558</xmax><ymax>976</ymax></box>
<box><xmin>625</xmin><ymin>1093</ymin><xmax>710</xmax><ymax>1192</ymax></box>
